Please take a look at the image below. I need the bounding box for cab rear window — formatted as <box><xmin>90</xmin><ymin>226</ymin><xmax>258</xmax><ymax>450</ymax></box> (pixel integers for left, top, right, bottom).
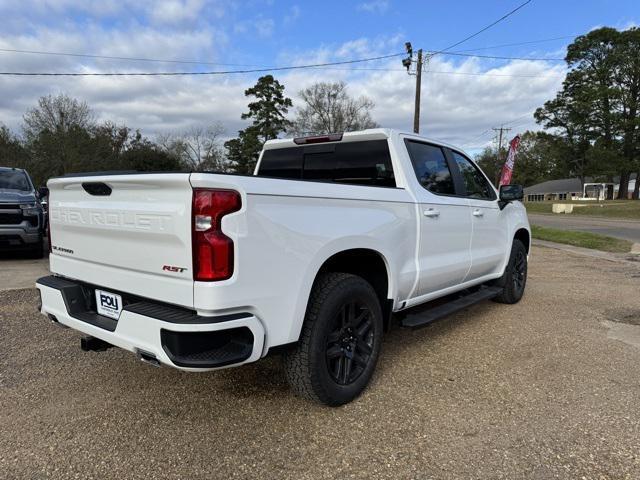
<box><xmin>258</xmin><ymin>140</ymin><xmax>396</xmax><ymax>188</ymax></box>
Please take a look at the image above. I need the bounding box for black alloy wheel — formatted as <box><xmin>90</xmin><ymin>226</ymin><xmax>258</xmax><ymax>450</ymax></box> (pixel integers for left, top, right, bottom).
<box><xmin>512</xmin><ymin>249</ymin><xmax>527</xmax><ymax>294</ymax></box>
<box><xmin>325</xmin><ymin>301</ymin><xmax>375</xmax><ymax>386</ymax></box>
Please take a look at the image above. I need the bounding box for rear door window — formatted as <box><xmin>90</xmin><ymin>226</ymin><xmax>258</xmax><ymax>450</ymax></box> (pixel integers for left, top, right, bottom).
<box><xmin>404</xmin><ymin>140</ymin><xmax>456</xmax><ymax>195</ymax></box>
<box><xmin>258</xmin><ymin>140</ymin><xmax>395</xmax><ymax>187</ymax></box>
<box><xmin>258</xmin><ymin>148</ymin><xmax>303</xmax><ymax>179</ymax></box>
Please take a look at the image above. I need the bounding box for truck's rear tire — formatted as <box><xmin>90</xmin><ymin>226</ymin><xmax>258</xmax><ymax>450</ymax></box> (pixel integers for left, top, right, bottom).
<box><xmin>492</xmin><ymin>239</ymin><xmax>527</xmax><ymax>304</ymax></box>
<box><xmin>284</xmin><ymin>272</ymin><xmax>383</xmax><ymax>406</ymax></box>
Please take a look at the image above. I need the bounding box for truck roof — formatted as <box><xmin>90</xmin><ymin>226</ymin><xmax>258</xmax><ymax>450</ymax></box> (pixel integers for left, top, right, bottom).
<box><xmin>263</xmin><ymin>128</ymin><xmax>470</xmax><ymax>157</ymax></box>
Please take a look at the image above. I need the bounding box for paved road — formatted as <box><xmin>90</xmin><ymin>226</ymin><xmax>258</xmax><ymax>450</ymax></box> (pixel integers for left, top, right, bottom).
<box><xmin>528</xmin><ymin>213</ymin><xmax>640</xmax><ymax>243</ymax></box>
<box><xmin>2</xmin><ymin>247</ymin><xmax>640</xmax><ymax>479</ymax></box>
<box><xmin>0</xmin><ymin>252</ymin><xmax>49</xmax><ymax>291</ymax></box>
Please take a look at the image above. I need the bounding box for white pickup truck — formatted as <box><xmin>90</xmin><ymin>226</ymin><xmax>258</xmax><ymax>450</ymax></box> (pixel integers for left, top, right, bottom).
<box><xmin>37</xmin><ymin>129</ymin><xmax>530</xmax><ymax>406</ymax></box>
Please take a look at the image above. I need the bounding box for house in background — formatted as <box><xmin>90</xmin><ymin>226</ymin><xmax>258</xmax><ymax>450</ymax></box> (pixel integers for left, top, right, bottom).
<box><xmin>523</xmin><ymin>178</ymin><xmax>583</xmax><ymax>202</ymax></box>
<box><xmin>524</xmin><ymin>174</ymin><xmax>638</xmax><ymax>202</ymax></box>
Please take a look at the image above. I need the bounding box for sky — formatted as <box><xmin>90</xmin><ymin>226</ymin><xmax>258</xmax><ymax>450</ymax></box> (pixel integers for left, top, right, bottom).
<box><xmin>0</xmin><ymin>0</ymin><xmax>638</xmax><ymax>155</ymax></box>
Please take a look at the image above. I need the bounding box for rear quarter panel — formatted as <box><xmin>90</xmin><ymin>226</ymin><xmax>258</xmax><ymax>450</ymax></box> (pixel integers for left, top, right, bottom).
<box><xmin>190</xmin><ymin>173</ymin><xmax>417</xmax><ymax>350</ymax></box>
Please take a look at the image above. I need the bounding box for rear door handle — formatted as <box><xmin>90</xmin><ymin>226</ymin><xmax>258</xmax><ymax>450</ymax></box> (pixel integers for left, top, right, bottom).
<box><xmin>423</xmin><ymin>208</ymin><xmax>440</xmax><ymax>218</ymax></box>
<box><xmin>472</xmin><ymin>209</ymin><xmax>484</xmax><ymax>217</ymax></box>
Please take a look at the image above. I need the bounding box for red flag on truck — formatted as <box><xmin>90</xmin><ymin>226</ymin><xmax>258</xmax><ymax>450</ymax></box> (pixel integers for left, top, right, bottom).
<box><xmin>499</xmin><ymin>135</ymin><xmax>521</xmax><ymax>186</ymax></box>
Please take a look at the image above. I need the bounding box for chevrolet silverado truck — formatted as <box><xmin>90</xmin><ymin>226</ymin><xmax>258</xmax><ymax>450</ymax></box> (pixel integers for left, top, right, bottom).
<box><xmin>0</xmin><ymin>167</ymin><xmax>46</xmax><ymax>258</ymax></box>
<box><xmin>36</xmin><ymin>129</ymin><xmax>530</xmax><ymax>406</ymax></box>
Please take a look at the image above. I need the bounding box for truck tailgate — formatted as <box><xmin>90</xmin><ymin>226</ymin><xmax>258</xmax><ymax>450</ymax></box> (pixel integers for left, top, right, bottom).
<box><xmin>48</xmin><ymin>173</ymin><xmax>194</xmax><ymax>308</ymax></box>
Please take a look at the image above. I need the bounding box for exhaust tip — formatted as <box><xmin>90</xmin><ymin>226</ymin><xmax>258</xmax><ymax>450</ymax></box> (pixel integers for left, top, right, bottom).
<box><xmin>137</xmin><ymin>350</ymin><xmax>161</xmax><ymax>368</ymax></box>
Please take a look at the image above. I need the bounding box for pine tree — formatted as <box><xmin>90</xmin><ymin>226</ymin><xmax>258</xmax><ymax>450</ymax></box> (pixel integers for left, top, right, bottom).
<box><xmin>225</xmin><ymin>75</ymin><xmax>293</xmax><ymax>173</ymax></box>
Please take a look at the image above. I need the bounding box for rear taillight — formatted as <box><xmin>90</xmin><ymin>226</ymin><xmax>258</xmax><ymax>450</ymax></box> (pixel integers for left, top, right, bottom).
<box><xmin>192</xmin><ymin>189</ymin><xmax>241</xmax><ymax>282</ymax></box>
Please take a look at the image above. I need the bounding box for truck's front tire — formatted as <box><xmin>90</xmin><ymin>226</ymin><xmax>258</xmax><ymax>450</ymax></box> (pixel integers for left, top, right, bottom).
<box><xmin>284</xmin><ymin>273</ymin><xmax>383</xmax><ymax>406</ymax></box>
<box><xmin>492</xmin><ymin>239</ymin><xmax>527</xmax><ymax>304</ymax></box>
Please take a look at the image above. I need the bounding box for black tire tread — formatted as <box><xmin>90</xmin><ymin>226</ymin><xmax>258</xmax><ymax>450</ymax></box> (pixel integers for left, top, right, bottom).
<box><xmin>284</xmin><ymin>272</ymin><xmax>378</xmax><ymax>406</ymax></box>
<box><xmin>493</xmin><ymin>239</ymin><xmax>527</xmax><ymax>304</ymax></box>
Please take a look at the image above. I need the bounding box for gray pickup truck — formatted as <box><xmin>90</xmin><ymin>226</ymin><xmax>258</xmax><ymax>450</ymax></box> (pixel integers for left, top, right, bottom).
<box><xmin>0</xmin><ymin>167</ymin><xmax>46</xmax><ymax>258</ymax></box>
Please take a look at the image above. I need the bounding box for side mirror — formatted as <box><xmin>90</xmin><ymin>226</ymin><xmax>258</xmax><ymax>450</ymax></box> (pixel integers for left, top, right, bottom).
<box><xmin>499</xmin><ymin>184</ymin><xmax>523</xmax><ymax>209</ymax></box>
<box><xmin>38</xmin><ymin>186</ymin><xmax>49</xmax><ymax>199</ymax></box>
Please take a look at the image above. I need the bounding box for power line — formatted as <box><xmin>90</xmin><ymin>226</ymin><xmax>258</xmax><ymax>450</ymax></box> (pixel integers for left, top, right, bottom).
<box><xmin>463</xmin><ymin>129</ymin><xmax>493</xmax><ymax>147</ymax></box>
<box><xmin>431</xmin><ymin>51</ymin><xmax>565</xmax><ymax>61</ymax></box>
<box><xmin>502</xmin><ymin>112</ymin><xmax>534</xmax><ymax>126</ymax></box>
<box><xmin>432</xmin><ymin>0</ymin><xmax>533</xmax><ymax>55</ymax></box>
<box><xmin>0</xmin><ymin>33</ymin><xmax>576</xmax><ymax>68</ymax></box>
<box><xmin>0</xmin><ymin>52</ymin><xmax>405</xmax><ymax>76</ymax></box>
<box><xmin>451</xmin><ymin>34</ymin><xmax>578</xmax><ymax>53</ymax></box>
<box><xmin>508</xmin><ymin>118</ymin><xmax>538</xmax><ymax>130</ymax></box>
<box><xmin>0</xmin><ymin>47</ymin><xmax>260</xmax><ymax>67</ymax></box>
<box><xmin>280</xmin><ymin>65</ymin><xmax>563</xmax><ymax>78</ymax></box>
<box><xmin>0</xmin><ymin>61</ymin><xmax>568</xmax><ymax>78</ymax></box>
<box><xmin>424</xmin><ymin>69</ymin><xmax>563</xmax><ymax>78</ymax></box>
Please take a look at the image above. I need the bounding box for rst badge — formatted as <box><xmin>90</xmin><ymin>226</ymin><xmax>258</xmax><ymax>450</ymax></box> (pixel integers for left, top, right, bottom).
<box><xmin>163</xmin><ymin>265</ymin><xmax>188</xmax><ymax>273</ymax></box>
<box><xmin>95</xmin><ymin>290</ymin><xmax>123</xmax><ymax>320</ymax></box>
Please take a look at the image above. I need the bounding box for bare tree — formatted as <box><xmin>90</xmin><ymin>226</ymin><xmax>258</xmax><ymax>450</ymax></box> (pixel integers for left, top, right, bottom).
<box><xmin>159</xmin><ymin>123</ymin><xmax>227</xmax><ymax>172</ymax></box>
<box><xmin>293</xmin><ymin>81</ymin><xmax>378</xmax><ymax>135</ymax></box>
<box><xmin>23</xmin><ymin>94</ymin><xmax>94</xmax><ymax>140</ymax></box>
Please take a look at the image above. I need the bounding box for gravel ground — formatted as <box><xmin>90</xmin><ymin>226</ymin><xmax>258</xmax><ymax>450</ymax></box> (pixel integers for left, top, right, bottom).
<box><xmin>1</xmin><ymin>246</ymin><xmax>640</xmax><ymax>479</ymax></box>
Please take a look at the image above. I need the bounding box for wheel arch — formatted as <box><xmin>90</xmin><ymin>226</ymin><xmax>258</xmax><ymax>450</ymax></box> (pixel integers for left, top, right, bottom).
<box><xmin>514</xmin><ymin>227</ymin><xmax>531</xmax><ymax>254</ymax></box>
<box><xmin>306</xmin><ymin>248</ymin><xmax>394</xmax><ymax>334</ymax></box>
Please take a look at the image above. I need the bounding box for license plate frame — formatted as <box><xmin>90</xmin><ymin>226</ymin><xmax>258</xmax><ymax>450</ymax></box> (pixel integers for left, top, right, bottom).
<box><xmin>95</xmin><ymin>289</ymin><xmax>123</xmax><ymax>320</ymax></box>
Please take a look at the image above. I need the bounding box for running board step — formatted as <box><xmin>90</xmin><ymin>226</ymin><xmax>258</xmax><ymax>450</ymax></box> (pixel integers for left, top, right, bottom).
<box><xmin>400</xmin><ymin>286</ymin><xmax>502</xmax><ymax>329</ymax></box>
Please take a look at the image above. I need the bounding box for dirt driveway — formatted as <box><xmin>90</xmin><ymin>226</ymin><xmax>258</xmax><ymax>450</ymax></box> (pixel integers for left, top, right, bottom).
<box><xmin>1</xmin><ymin>246</ymin><xmax>639</xmax><ymax>479</ymax></box>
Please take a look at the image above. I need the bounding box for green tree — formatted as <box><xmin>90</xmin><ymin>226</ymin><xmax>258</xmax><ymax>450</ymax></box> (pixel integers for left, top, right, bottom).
<box><xmin>121</xmin><ymin>131</ymin><xmax>184</xmax><ymax>172</ymax></box>
<box><xmin>535</xmin><ymin>27</ymin><xmax>640</xmax><ymax>198</ymax></box>
<box><xmin>224</xmin><ymin>127</ymin><xmax>262</xmax><ymax>174</ymax></box>
<box><xmin>242</xmin><ymin>75</ymin><xmax>293</xmax><ymax>143</ymax></box>
<box><xmin>17</xmin><ymin>94</ymin><xmax>187</xmax><ymax>184</ymax></box>
<box><xmin>225</xmin><ymin>75</ymin><xmax>293</xmax><ymax>174</ymax></box>
<box><xmin>476</xmin><ymin>131</ymin><xmax>572</xmax><ymax>188</ymax></box>
<box><xmin>0</xmin><ymin>125</ymin><xmax>30</xmax><ymax>171</ymax></box>
<box><xmin>615</xmin><ymin>28</ymin><xmax>640</xmax><ymax>199</ymax></box>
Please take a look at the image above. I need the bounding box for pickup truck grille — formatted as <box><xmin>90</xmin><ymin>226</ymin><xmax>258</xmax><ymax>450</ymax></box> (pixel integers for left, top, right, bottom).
<box><xmin>0</xmin><ymin>212</ymin><xmax>23</xmax><ymax>225</ymax></box>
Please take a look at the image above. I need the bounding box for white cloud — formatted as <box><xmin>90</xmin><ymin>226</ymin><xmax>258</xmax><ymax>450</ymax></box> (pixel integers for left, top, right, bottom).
<box><xmin>284</xmin><ymin>5</ymin><xmax>301</xmax><ymax>25</ymax></box>
<box><xmin>0</xmin><ymin>31</ymin><xmax>565</xmax><ymax>151</ymax></box>
<box><xmin>254</xmin><ymin>17</ymin><xmax>275</xmax><ymax>38</ymax></box>
<box><xmin>149</xmin><ymin>0</ymin><xmax>206</xmax><ymax>24</ymax></box>
<box><xmin>357</xmin><ymin>0</ymin><xmax>390</xmax><ymax>14</ymax></box>
<box><xmin>233</xmin><ymin>15</ymin><xmax>275</xmax><ymax>38</ymax></box>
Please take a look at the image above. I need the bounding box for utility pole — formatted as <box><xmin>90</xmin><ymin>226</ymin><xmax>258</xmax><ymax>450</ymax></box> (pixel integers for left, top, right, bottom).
<box><xmin>413</xmin><ymin>49</ymin><xmax>423</xmax><ymax>133</ymax></box>
<box><xmin>402</xmin><ymin>43</ymin><xmax>424</xmax><ymax>134</ymax></box>
<box><xmin>492</xmin><ymin>126</ymin><xmax>511</xmax><ymax>186</ymax></box>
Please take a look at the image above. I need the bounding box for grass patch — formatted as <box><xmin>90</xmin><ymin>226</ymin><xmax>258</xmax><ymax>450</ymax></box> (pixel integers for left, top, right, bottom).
<box><xmin>531</xmin><ymin>225</ymin><xmax>633</xmax><ymax>253</ymax></box>
<box><xmin>525</xmin><ymin>200</ymin><xmax>640</xmax><ymax>220</ymax></box>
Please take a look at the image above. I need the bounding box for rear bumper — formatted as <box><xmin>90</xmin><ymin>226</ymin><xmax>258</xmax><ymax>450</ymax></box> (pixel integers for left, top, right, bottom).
<box><xmin>36</xmin><ymin>275</ymin><xmax>265</xmax><ymax>371</ymax></box>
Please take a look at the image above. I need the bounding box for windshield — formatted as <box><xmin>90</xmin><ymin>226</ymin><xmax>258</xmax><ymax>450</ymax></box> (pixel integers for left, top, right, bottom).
<box><xmin>0</xmin><ymin>171</ymin><xmax>31</xmax><ymax>191</ymax></box>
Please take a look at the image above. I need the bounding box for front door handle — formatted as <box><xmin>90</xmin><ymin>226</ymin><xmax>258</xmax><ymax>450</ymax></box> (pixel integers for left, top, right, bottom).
<box><xmin>423</xmin><ymin>208</ymin><xmax>440</xmax><ymax>218</ymax></box>
<box><xmin>472</xmin><ymin>209</ymin><xmax>484</xmax><ymax>217</ymax></box>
